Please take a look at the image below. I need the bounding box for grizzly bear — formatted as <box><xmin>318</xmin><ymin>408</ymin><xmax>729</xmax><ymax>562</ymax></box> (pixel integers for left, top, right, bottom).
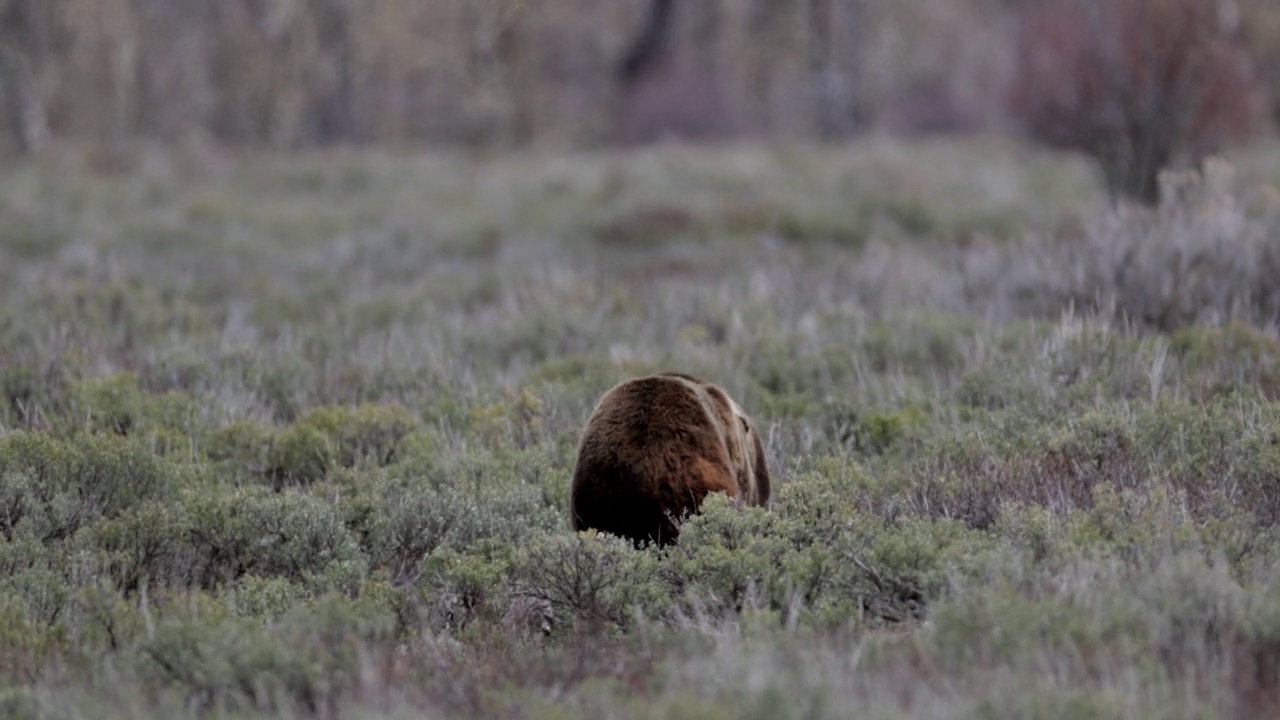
<box><xmin>569</xmin><ymin>372</ymin><xmax>771</xmax><ymax>546</ymax></box>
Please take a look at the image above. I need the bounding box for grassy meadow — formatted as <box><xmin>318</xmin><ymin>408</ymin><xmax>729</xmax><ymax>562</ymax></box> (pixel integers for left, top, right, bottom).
<box><xmin>3</xmin><ymin>136</ymin><xmax>1280</xmax><ymax>718</ymax></box>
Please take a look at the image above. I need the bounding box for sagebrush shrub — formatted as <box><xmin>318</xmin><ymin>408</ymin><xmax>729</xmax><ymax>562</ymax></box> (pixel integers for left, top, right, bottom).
<box><xmin>295</xmin><ymin>402</ymin><xmax>420</xmax><ymax>468</ymax></box>
<box><xmin>219</xmin><ymin>575</ymin><xmax>306</xmax><ymax>620</ymax></box>
<box><xmin>78</xmin><ymin>500</ymin><xmax>192</xmax><ymax>593</ymax></box>
<box><xmin>417</xmin><ymin>542</ymin><xmax>515</xmax><ymax>633</ymax></box>
<box><xmin>665</xmin><ymin>495</ymin><xmax>788</xmax><ymax>619</ymax></box>
<box><xmin>266</xmin><ymin>422</ymin><xmax>333</xmax><ymax>488</ymax></box>
<box><xmin>986</xmin><ymin>160</ymin><xmax>1280</xmax><ymax>331</ymax></box>
<box><xmin>0</xmin><ymin>357</ymin><xmax>72</xmax><ymax>432</ymax></box>
<box><xmin>367</xmin><ymin>480</ymin><xmax>487</xmax><ymax>585</ymax></box>
<box><xmin>0</xmin><ymin>432</ymin><xmax>177</xmax><ymax>543</ymax></box>
<box><xmin>0</xmin><ymin>591</ymin><xmax>63</xmax><ymax>685</ymax></box>
<box><xmin>0</xmin><ymin>564</ymin><xmax>68</xmax><ymax>625</ymax></box>
<box><xmin>219</xmin><ymin>402</ymin><xmax>424</xmax><ymax>488</ymax></box>
<box><xmin>181</xmin><ymin>487</ymin><xmax>363</xmax><ymax>589</ymax></box>
<box><xmin>73</xmin><ymin>580</ymin><xmax>147</xmax><ymax>655</ymax></box>
<box><xmin>1171</xmin><ymin>322</ymin><xmax>1280</xmax><ymax>400</ymax></box>
<box><xmin>59</xmin><ymin>374</ymin><xmax>207</xmax><ymax>457</ymax></box>
<box><xmin>0</xmin><ymin>687</ymin><xmax>42</xmax><ymax>720</ymax></box>
<box><xmin>68</xmin><ymin>374</ymin><xmax>148</xmax><ymax>437</ymax></box>
<box><xmin>206</xmin><ymin>421</ymin><xmax>273</xmax><ymax>482</ymax></box>
<box><xmin>512</xmin><ymin>532</ymin><xmax>669</xmax><ymax>633</ymax></box>
<box><xmin>343</xmin><ymin>464</ymin><xmax>560</xmax><ymax>586</ymax></box>
<box><xmin>140</xmin><ymin>612</ymin><xmax>304</xmax><ymax>713</ymax></box>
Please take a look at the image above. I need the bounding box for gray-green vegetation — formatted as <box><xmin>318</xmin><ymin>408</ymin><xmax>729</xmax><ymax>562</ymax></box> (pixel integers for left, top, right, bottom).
<box><xmin>2</xmin><ymin>137</ymin><xmax>1280</xmax><ymax>718</ymax></box>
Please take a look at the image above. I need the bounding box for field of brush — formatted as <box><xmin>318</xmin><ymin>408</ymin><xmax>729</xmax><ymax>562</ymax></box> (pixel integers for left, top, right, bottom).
<box><xmin>2</xmin><ymin>136</ymin><xmax>1280</xmax><ymax>718</ymax></box>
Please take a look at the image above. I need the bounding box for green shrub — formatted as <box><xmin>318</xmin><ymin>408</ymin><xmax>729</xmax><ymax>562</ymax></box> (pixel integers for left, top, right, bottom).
<box><xmin>139</xmin><ymin>611</ymin><xmax>297</xmax><ymax>713</ymax></box>
<box><xmin>363</xmin><ymin>478</ymin><xmax>480</xmax><ymax>584</ymax></box>
<box><xmin>926</xmin><ymin>566</ymin><xmax>1140</xmax><ymax>675</ymax></box>
<box><xmin>848</xmin><ymin>517</ymin><xmax>990</xmax><ymax>625</ymax></box>
<box><xmin>72</xmin><ymin>580</ymin><xmax>147</xmax><ymax>655</ymax></box>
<box><xmin>417</xmin><ymin>541</ymin><xmax>515</xmax><ymax>632</ymax></box>
<box><xmin>0</xmin><ymin>687</ymin><xmax>43</xmax><ymax>720</ymax></box>
<box><xmin>859</xmin><ymin>315</ymin><xmax>969</xmax><ymax>377</ymax></box>
<box><xmin>1136</xmin><ymin>552</ymin><xmax>1245</xmax><ymax>675</ymax></box>
<box><xmin>181</xmin><ymin>487</ymin><xmax>363</xmax><ymax>589</ymax></box>
<box><xmin>0</xmin><ymin>591</ymin><xmax>65</xmax><ymax>683</ymax></box>
<box><xmin>643</xmin><ymin>476</ymin><xmax>993</xmax><ymax>628</ymax></box>
<box><xmin>0</xmin><ymin>535</ymin><xmax>48</xmax><ymax>580</ymax></box>
<box><xmin>822</xmin><ymin>404</ymin><xmax>920</xmax><ymax>456</ymax></box>
<box><xmin>1064</xmin><ymin>483</ymin><xmax>1201</xmax><ymax>562</ymax></box>
<box><xmin>139</xmin><ymin>590</ymin><xmax>397</xmax><ymax>714</ymax></box>
<box><xmin>350</xmin><ymin>464</ymin><xmax>561</xmax><ymax>585</ymax></box>
<box><xmin>770</xmin><ymin>206</ymin><xmax>870</xmax><ymax>245</ymax></box>
<box><xmin>0</xmin><ymin>357</ymin><xmax>73</xmax><ymax>431</ymax></box>
<box><xmin>62</xmin><ymin>374</ymin><xmax>204</xmax><ymax>454</ymax></box>
<box><xmin>512</xmin><ymin>532</ymin><xmax>669</xmax><ymax>632</ymax></box>
<box><xmin>771</xmin><ymin>458</ymin><xmax>873</xmax><ymax>544</ymax></box>
<box><xmin>296</xmin><ymin>402</ymin><xmax>420</xmax><ymax>468</ymax></box>
<box><xmin>467</xmin><ymin>387</ymin><xmax>546</xmax><ymax>448</ymax></box>
<box><xmin>266</xmin><ymin>423</ymin><xmax>333</xmax><ymax>488</ymax></box>
<box><xmin>666</xmin><ymin>495</ymin><xmax>790</xmax><ymax>618</ymax></box>
<box><xmin>257</xmin><ymin>357</ymin><xmax>314</xmax><ymax>424</ymax></box>
<box><xmin>205</xmin><ymin>420</ymin><xmax>273</xmax><ymax>482</ymax></box>
<box><xmin>68</xmin><ymin>374</ymin><xmax>148</xmax><ymax>436</ymax></box>
<box><xmin>1041</xmin><ymin>409</ymin><xmax>1141</xmax><ymax>495</ymax></box>
<box><xmin>992</xmin><ymin>501</ymin><xmax>1062</xmax><ymax>563</ymax></box>
<box><xmin>255</xmin><ymin>402</ymin><xmax>422</xmax><ymax>488</ymax></box>
<box><xmin>1171</xmin><ymin>321</ymin><xmax>1280</xmax><ymax>400</ymax></box>
<box><xmin>77</xmin><ymin>500</ymin><xmax>192</xmax><ymax>593</ymax></box>
<box><xmin>139</xmin><ymin>343</ymin><xmax>216</xmax><ymax>396</ymax></box>
<box><xmin>0</xmin><ymin>432</ymin><xmax>178</xmax><ymax>543</ymax></box>
<box><xmin>389</xmin><ymin>425</ymin><xmax>436</xmax><ymax>459</ymax></box>
<box><xmin>1132</xmin><ymin>397</ymin><xmax>1267</xmax><ymax>517</ymax></box>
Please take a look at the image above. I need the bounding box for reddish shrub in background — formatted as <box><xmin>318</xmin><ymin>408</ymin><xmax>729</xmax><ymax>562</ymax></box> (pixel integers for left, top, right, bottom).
<box><xmin>1008</xmin><ymin>0</ymin><xmax>1262</xmax><ymax>204</ymax></box>
<box><xmin>1238</xmin><ymin>0</ymin><xmax>1280</xmax><ymax>127</ymax></box>
<box><xmin>615</xmin><ymin>50</ymin><xmax>741</xmax><ymax>144</ymax></box>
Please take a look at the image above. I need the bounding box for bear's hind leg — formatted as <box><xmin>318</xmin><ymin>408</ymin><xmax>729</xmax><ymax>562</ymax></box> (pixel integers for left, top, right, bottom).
<box><xmin>571</xmin><ymin>475</ymin><xmax>680</xmax><ymax>548</ymax></box>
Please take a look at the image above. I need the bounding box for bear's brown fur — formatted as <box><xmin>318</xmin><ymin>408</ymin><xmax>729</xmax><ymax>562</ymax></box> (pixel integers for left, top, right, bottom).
<box><xmin>569</xmin><ymin>372</ymin><xmax>770</xmax><ymax>546</ymax></box>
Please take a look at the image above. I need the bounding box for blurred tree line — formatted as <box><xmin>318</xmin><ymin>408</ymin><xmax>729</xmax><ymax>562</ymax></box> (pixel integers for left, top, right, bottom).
<box><xmin>0</xmin><ymin>0</ymin><xmax>1277</xmax><ymax>203</ymax></box>
<box><xmin>0</xmin><ymin>0</ymin><xmax>871</xmax><ymax>151</ymax></box>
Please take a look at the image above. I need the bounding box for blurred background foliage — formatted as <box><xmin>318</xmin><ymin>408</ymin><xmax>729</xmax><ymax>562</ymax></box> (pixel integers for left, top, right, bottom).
<box><xmin>1</xmin><ymin>0</ymin><xmax>1278</xmax><ymax>204</ymax></box>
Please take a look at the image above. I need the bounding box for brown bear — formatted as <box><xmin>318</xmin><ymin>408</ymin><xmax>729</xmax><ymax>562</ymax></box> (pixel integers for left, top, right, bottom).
<box><xmin>569</xmin><ymin>372</ymin><xmax>770</xmax><ymax>546</ymax></box>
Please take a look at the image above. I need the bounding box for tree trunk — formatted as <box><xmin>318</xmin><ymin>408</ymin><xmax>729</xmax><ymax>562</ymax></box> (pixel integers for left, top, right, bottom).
<box><xmin>808</xmin><ymin>0</ymin><xmax>864</xmax><ymax>139</ymax></box>
<box><xmin>618</xmin><ymin>0</ymin><xmax>676</xmax><ymax>86</ymax></box>
<box><xmin>0</xmin><ymin>0</ymin><xmax>49</xmax><ymax>153</ymax></box>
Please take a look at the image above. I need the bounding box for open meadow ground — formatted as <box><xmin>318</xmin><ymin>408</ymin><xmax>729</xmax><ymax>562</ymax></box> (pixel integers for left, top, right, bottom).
<box><xmin>3</xmin><ymin>137</ymin><xmax>1280</xmax><ymax>718</ymax></box>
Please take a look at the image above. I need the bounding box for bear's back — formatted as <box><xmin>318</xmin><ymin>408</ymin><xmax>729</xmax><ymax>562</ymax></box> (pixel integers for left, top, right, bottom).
<box><xmin>570</xmin><ymin>374</ymin><xmax>740</xmax><ymax>545</ymax></box>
